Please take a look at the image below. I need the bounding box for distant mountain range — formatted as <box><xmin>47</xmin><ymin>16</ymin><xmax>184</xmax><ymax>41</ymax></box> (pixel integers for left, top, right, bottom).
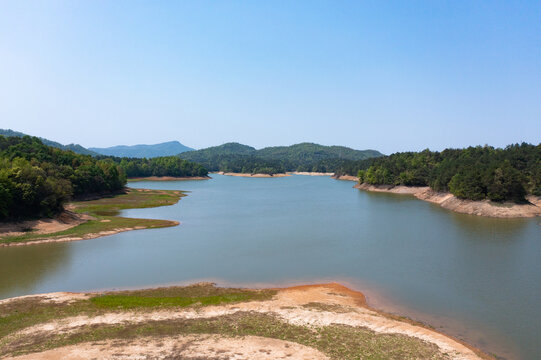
<box><xmin>0</xmin><ymin>129</ymin><xmax>98</xmax><ymax>156</ymax></box>
<box><xmin>0</xmin><ymin>130</ymin><xmax>194</xmax><ymax>158</ymax></box>
<box><xmin>0</xmin><ymin>129</ymin><xmax>382</xmax><ymax>169</ymax></box>
<box><xmin>90</xmin><ymin>141</ymin><xmax>194</xmax><ymax>158</ymax></box>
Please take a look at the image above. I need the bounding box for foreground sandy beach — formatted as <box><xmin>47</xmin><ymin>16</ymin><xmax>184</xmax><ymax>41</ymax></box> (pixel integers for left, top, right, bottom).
<box><xmin>0</xmin><ymin>283</ymin><xmax>490</xmax><ymax>360</ymax></box>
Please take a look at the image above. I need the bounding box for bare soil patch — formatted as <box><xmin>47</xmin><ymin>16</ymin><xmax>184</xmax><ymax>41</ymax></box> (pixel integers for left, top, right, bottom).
<box><xmin>128</xmin><ymin>176</ymin><xmax>211</xmax><ymax>181</ymax></box>
<box><xmin>355</xmin><ymin>183</ymin><xmax>541</xmax><ymax>218</ymax></box>
<box><xmin>0</xmin><ymin>211</ymin><xmax>93</xmax><ymax>238</ymax></box>
<box><xmin>219</xmin><ymin>172</ymin><xmax>290</xmax><ymax>178</ymax></box>
<box><xmin>288</xmin><ymin>172</ymin><xmax>335</xmax><ymax>176</ymax></box>
<box><xmin>332</xmin><ymin>175</ymin><xmax>358</xmax><ymax>181</ymax></box>
<box><xmin>1</xmin><ymin>283</ymin><xmax>491</xmax><ymax>360</ymax></box>
<box><xmin>5</xmin><ymin>334</ymin><xmax>329</xmax><ymax>360</ymax></box>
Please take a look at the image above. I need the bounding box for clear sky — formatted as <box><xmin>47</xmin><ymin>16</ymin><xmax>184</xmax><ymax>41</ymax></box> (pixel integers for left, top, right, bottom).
<box><xmin>1</xmin><ymin>1</ymin><xmax>540</xmax><ymax>154</ymax></box>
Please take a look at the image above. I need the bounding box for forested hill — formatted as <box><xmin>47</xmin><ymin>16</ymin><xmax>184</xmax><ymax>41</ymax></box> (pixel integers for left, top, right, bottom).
<box><xmin>90</xmin><ymin>141</ymin><xmax>194</xmax><ymax>158</ymax></box>
<box><xmin>180</xmin><ymin>142</ymin><xmax>382</xmax><ymax>173</ymax></box>
<box><xmin>105</xmin><ymin>156</ymin><xmax>208</xmax><ymax>178</ymax></box>
<box><xmin>0</xmin><ymin>135</ymin><xmax>126</xmax><ymax>220</ymax></box>
<box><xmin>0</xmin><ymin>129</ymin><xmax>98</xmax><ymax>156</ymax></box>
<box><xmin>336</xmin><ymin>143</ymin><xmax>541</xmax><ymax>203</ymax></box>
<box><xmin>257</xmin><ymin>143</ymin><xmax>382</xmax><ymax>162</ymax></box>
<box><xmin>0</xmin><ymin>136</ymin><xmax>207</xmax><ymax>220</ymax></box>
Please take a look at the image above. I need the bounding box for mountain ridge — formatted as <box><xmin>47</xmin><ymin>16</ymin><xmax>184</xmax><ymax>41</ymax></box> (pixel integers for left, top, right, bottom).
<box><xmin>90</xmin><ymin>141</ymin><xmax>194</xmax><ymax>158</ymax></box>
<box><xmin>179</xmin><ymin>142</ymin><xmax>383</xmax><ymax>173</ymax></box>
<box><xmin>0</xmin><ymin>129</ymin><xmax>98</xmax><ymax>156</ymax></box>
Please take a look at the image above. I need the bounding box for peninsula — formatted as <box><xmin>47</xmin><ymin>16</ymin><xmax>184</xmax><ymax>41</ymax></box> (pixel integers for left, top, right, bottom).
<box><xmin>0</xmin><ymin>282</ymin><xmax>491</xmax><ymax>360</ymax></box>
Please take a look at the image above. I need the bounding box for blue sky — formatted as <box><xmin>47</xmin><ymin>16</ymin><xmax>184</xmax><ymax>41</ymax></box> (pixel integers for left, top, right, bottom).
<box><xmin>0</xmin><ymin>1</ymin><xmax>540</xmax><ymax>154</ymax></box>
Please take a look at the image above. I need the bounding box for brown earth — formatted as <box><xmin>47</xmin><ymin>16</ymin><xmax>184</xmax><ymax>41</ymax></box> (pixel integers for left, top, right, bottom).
<box><xmin>355</xmin><ymin>183</ymin><xmax>541</xmax><ymax>218</ymax></box>
<box><xmin>5</xmin><ymin>335</ymin><xmax>329</xmax><ymax>360</ymax></box>
<box><xmin>332</xmin><ymin>175</ymin><xmax>359</xmax><ymax>181</ymax></box>
<box><xmin>2</xmin><ymin>283</ymin><xmax>490</xmax><ymax>360</ymax></box>
<box><xmin>0</xmin><ymin>223</ymin><xmax>178</xmax><ymax>247</ymax></box>
<box><xmin>288</xmin><ymin>172</ymin><xmax>335</xmax><ymax>176</ymax></box>
<box><xmin>128</xmin><ymin>176</ymin><xmax>211</xmax><ymax>181</ymax></box>
<box><xmin>219</xmin><ymin>172</ymin><xmax>290</xmax><ymax>178</ymax></box>
<box><xmin>0</xmin><ymin>210</ymin><xmax>93</xmax><ymax>238</ymax></box>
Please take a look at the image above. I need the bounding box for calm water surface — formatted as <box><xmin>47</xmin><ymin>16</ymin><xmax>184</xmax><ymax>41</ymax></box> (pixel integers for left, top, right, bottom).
<box><xmin>1</xmin><ymin>175</ymin><xmax>540</xmax><ymax>359</ymax></box>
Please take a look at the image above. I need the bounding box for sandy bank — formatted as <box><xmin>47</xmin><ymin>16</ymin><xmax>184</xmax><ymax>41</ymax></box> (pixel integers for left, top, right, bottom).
<box><xmin>288</xmin><ymin>171</ymin><xmax>335</xmax><ymax>176</ymax></box>
<box><xmin>1</xmin><ymin>189</ymin><xmax>183</xmax><ymax>247</ymax></box>
<box><xmin>218</xmin><ymin>172</ymin><xmax>290</xmax><ymax>178</ymax></box>
<box><xmin>128</xmin><ymin>176</ymin><xmax>210</xmax><ymax>182</ymax></box>
<box><xmin>0</xmin><ymin>221</ymin><xmax>179</xmax><ymax>247</ymax></box>
<box><xmin>355</xmin><ymin>183</ymin><xmax>541</xmax><ymax>218</ymax></box>
<box><xmin>332</xmin><ymin>174</ymin><xmax>359</xmax><ymax>181</ymax></box>
<box><xmin>0</xmin><ymin>210</ymin><xmax>93</xmax><ymax>238</ymax></box>
<box><xmin>1</xmin><ymin>283</ymin><xmax>490</xmax><ymax>360</ymax></box>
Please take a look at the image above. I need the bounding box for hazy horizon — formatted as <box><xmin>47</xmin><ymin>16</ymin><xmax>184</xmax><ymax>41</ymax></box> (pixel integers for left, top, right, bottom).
<box><xmin>1</xmin><ymin>1</ymin><xmax>540</xmax><ymax>154</ymax></box>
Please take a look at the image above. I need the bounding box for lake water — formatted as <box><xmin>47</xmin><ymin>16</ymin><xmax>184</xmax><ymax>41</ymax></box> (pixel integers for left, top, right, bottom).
<box><xmin>1</xmin><ymin>174</ymin><xmax>540</xmax><ymax>359</ymax></box>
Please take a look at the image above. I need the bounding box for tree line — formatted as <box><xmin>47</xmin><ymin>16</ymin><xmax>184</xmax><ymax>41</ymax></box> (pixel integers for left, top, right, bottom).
<box><xmin>0</xmin><ymin>136</ymin><xmax>126</xmax><ymax>219</ymax></box>
<box><xmin>335</xmin><ymin>143</ymin><xmax>540</xmax><ymax>203</ymax></box>
<box><xmin>0</xmin><ymin>136</ymin><xmax>208</xmax><ymax>220</ymax></box>
<box><xmin>107</xmin><ymin>156</ymin><xmax>208</xmax><ymax>178</ymax></box>
<box><xmin>179</xmin><ymin>142</ymin><xmax>382</xmax><ymax>174</ymax></box>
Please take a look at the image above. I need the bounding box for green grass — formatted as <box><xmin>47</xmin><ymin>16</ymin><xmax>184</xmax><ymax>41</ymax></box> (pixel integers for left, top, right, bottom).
<box><xmin>91</xmin><ymin>291</ymin><xmax>270</xmax><ymax>310</ymax></box>
<box><xmin>0</xmin><ymin>189</ymin><xmax>184</xmax><ymax>245</ymax></box>
<box><xmin>1</xmin><ymin>283</ymin><xmax>489</xmax><ymax>359</ymax></box>
<box><xmin>2</xmin><ymin>312</ymin><xmax>450</xmax><ymax>360</ymax></box>
<box><xmin>0</xmin><ymin>284</ymin><xmax>274</xmax><ymax>347</ymax></box>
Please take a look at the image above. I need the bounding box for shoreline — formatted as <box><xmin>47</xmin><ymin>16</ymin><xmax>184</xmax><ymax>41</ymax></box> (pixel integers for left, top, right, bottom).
<box><xmin>0</xmin><ymin>221</ymin><xmax>179</xmax><ymax>247</ymax></box>
<box><xmin>128</xmin><ymin>176</ymin><xmax>210</xmax><ymax>182</ymax></box>
<box><xmin>218</xmin><ymin>172</ymin><xmax>290</xmax><ymax>178</ymax></box>
<box><xmin>0</xmin><ymin>189</ymin><xmax>183</xmax><ymax>247</ymax></box>
<box><xmin>0</xmin><ymin>210</ymin><xmax>93</xmax><ymax>238</ymax></box>
<box><xmin>0</xmin><ymin>282</ymin><xmax>492</xmax><ymax>360</ymax></box>
<box><xmin>332</xmin><ymin>174</ymin><xmax>358</xmax><ymax>181</ymax></box>
<box><xmin>355</xmin><ymin>183</ymin><xmax>541</xmax><ymax>218</ymax></box>
<box><xmin>288</xmin><ymin>171</ymin><xmax>335</xmax><ymax>176</ymax></box>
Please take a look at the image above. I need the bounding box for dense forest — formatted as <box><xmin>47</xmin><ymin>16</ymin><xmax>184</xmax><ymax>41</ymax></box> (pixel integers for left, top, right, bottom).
<box><xmin>0</xmin><ymin>136</ymin><xmax>208</xmax><ymax>220</ymax></box>
<box><xmin>108</xmin><ymin>156</ymin><xmax>208</xmax><ymax>178</ymax></box>
<box><xmin>180</xmin><ymin>142</ymin><xmax>382</xmax><ymax>173</ymax></box>
<box><xmin>336</xmin><ymin>143</ymin><xmax>541</xmax><ymax>203</ymax></box>
<box><xmin>0</xmin><ymin>136</ymin><xmax>126</xmax><ymax>220</ymax></box>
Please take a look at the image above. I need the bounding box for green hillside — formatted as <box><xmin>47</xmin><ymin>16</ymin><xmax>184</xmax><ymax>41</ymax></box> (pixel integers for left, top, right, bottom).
<box><xmin>336</xmin><ymin>143</ymin><xmax>541</xmax><ymax>203</ymax></box>
<box><xmin>180</xmin><ymin>142</ymin><xmax>383</xmax><ymax>173</ymax></box>
<box><xmin>0</xmin><ymin>129</ymin><xmax>98</xmax><ymax>156</ymax></box>
<box><xmin>0</xmin><ymin>135</ymin><xmax>125</xmax><ymax>220</ymax></box>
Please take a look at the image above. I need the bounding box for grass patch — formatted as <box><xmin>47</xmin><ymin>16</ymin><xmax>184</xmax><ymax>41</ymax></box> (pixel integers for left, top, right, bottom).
<box><xmin>302</xmin><ymin>302</ymin><xmax>353</xmax><ymax>313</ymax></box>
<box><xmin>3</xmin><ymin>312</ymin><xmax>450</xmax><ymax>360</ymax></box>
<box><xmin>91</xmin><ymin>291</ymin><xmax>270</xmax><ymax>310</ymax></box>
<box><xmin>0</xmin><ymin>284</ymin><xmax>274</xmax><ymax>349</ymax></box>
<box><xmin>0</xmin><ymin>189</ymin><xmax>184</xmax><ymax>245</ymax></box>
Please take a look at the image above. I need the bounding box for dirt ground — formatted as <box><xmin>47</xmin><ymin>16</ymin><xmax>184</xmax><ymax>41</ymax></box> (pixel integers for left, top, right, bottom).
<box><xmin>355</xmin><ymin>183</ymin><xmax>541</xmax><ymax>218</ymax></box>
<box><xmin>0</xmin><ymin>210</ymin><xmax>93</xmax><ymax>238</ymax></box>
<box><xmin>2</xmin><ymin>283</ymin><xmax>487</xmax><ymax>360</ymax></box>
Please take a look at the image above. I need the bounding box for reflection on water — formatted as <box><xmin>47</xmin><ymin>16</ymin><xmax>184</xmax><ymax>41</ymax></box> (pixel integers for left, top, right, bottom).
<box><xmin>0</xmin><ymin>175</ymin><xmax>539</xmax><ymax>360</ymax></box>
<box><xmin>0</xmin><ymin>242</ymin><xmax>71</xmax><ymax>297</ymax></box>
